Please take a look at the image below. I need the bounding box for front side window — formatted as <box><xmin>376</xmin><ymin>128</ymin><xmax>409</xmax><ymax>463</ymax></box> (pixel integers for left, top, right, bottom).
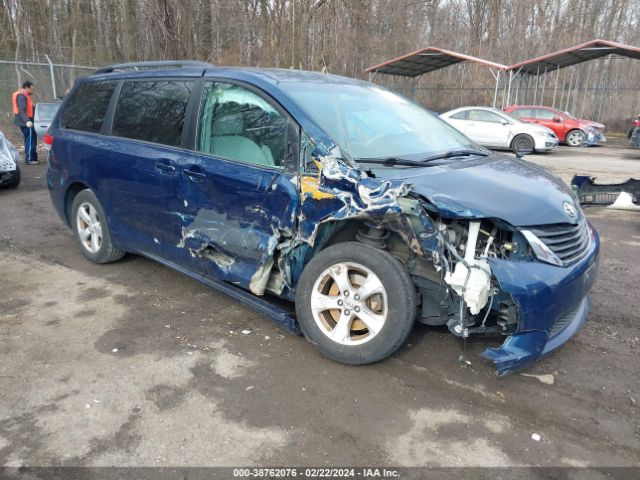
<box><xmin>467</xmin><ymin>110</ymin><xmax>504</xmax><ymax>123</ymax></box>
<box><xmin>534</xmin><ymin>109</ymin><xmax>556</xmax><ymax>120</ymax></box>
<box><xmin>61</xmin><ymin>81</ymin><xmax>117</xmax><ymax>133</ymax></box>
<box><xmin>112</xmin><ymin>80</ymin><xmax>193</xmax><ymax>147</ymax></box>
<box><xmin>197</xmin><ymin>82</ymin><xmax>288</xmax><ymax>168</ymax></box>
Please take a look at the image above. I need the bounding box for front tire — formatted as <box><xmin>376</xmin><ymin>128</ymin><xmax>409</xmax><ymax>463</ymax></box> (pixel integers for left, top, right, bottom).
<box><xmin>71</xmin><ymin>189</ymin><xmax>124</xmax><ymax>264</ymax></box>
<box><xmin>511</xmin><ymin>134</ymin><xmax>535</xmax><ymax>154</ymax></box>
<box><xmin>295</xmin><ymin>242</ymin><xmax>416</xmax><ymax>365</ymax></box>
<box><xmin>566</xmin><ymin>129</ymin><xmax>585</xmax><ymax>147</ymax></box>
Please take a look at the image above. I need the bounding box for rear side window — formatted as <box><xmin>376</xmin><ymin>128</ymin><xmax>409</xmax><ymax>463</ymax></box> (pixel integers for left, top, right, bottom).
<box><xmin>468</xmin><ymin>109</ymin><xmax>503</xmax><ymax>123</ymax></box>
<box><xmin>36</xmin><ymin>103</ymin><xmax>60</xmax><ymax>121</ymax></box>
<box><xmin>61</xmin><ymin>81</ymin><xmax>117</xmax><ymax>133</ymax></box>
<box><xmin>450</xmin><ymin>111</ymin><xmax>467</xmax><ymax>120</ymax></box>
<box><xmin>112</xmin><ymin>80</ymin><xmax>194</xmax><ymax>147</ymax></box>
<box><xmin>511</xmin><ymin>108</ymin><xmax>533</xmax><ymax>118</ymax></box>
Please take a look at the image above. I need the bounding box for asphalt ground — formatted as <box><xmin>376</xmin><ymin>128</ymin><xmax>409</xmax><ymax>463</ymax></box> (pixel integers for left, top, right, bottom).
<box><xmin>0</xmin><ymin>139</ymin><xmax>638</xmax><ymax>475</ymax></box>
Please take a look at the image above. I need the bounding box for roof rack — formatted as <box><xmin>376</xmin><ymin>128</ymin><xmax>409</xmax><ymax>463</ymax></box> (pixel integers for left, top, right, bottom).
<box><xmin>94</xmin><ymin>60</ymin><xmax>212</xmax><ymax>75</ymax></box>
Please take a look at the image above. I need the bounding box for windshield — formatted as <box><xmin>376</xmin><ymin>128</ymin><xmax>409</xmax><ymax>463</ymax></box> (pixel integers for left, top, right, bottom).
<box><xmin>285</xmin><ymin>82</ymin><xmax>476</xmax><ymax>161</ymax></box>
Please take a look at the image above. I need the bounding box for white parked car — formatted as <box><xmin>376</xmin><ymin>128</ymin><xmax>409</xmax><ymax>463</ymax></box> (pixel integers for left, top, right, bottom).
<box><xmin>0</xmin><ymin>131</ymin><xmax>20</xmax><ymax>188</ymax></box>
<box><xmin>440</xmin><ymin>106</ymin><xmax>559</xmax><ymax>153</ymax></box>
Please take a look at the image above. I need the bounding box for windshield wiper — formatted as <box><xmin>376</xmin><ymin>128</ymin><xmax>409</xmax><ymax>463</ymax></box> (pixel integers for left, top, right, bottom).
<box><xmin>421</xmin><ymin>149</ymin><xmax>489</xmax><ymax>163</ymax></box>
<box><xmin>356</xmin><ymin>157</ymin><xmax>428</xmax><ymax>167</ymax></box>
<box><xmin>357</xmin><ymin>149</ymin><xmax>489</xmax><ymax>168</ymax></box>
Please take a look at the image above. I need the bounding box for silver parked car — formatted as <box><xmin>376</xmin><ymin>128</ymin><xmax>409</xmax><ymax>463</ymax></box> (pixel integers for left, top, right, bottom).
<box><xmin>440</xmin><ymin>106</ymin><xmax>559</xmax><ymax>153</ymax></box>
<box><xmin>34</xmin><ymin>101</ymin><xmax>61</xmax><ymax>139</ymax></box>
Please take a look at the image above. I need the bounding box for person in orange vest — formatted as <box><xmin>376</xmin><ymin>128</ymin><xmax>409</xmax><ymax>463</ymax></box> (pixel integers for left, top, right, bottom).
<box><xmin>12</xmin><ymin>80</ymin><xmax>38</xmax><ymax>165</ymax></box>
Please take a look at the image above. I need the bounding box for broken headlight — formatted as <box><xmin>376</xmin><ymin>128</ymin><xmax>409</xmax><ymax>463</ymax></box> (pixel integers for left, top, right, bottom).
<box><xmin>520</xmin><ymin>230</ymin><xmax>563</xmax><ymax>267</ymax></box>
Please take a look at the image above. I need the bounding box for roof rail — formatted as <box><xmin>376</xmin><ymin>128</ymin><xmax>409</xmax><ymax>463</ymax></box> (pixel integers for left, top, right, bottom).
<box><xmin>94</xmin><ymin>60</ymin><xmax>212</xmax><ymax>75</ymax></box>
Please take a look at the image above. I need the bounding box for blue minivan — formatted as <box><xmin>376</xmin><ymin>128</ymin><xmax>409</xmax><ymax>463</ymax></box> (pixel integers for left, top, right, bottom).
<box><xmin>46</xmin><ymin>61</ymin><xmax>599</xmax><ymax>375</ymax></box>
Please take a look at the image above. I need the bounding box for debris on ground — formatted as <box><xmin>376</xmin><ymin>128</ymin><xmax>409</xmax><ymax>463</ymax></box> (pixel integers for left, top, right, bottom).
<box><xmin>531</xmin><ymin>433</ymin><xmax>542</xmax><ymax>442</ymax></box>
<box><xmin>571</xmin><ymin>175</ymin><xmax>640</xmax><ymax>206</ymax></box>
<box><xmin>608</xmin><ymin>192</ymin><xmax>640</xmax><ymax>211</ymax></box>
<box><xmin>521</xmin><ymin>373</ymin><xmax>555</xmax><ymax>385</ymax></box>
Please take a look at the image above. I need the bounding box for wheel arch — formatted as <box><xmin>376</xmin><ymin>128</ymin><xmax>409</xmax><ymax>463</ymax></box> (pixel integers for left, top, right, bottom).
<box><xmin>510</xmin><ymin>132</ymin><xmax>535</xmax><ymax>150</ymax></box>
<box><xmin>64</xmin><ymin>182</ymin><xmax>90</xmax><ymax>227</ymax></box>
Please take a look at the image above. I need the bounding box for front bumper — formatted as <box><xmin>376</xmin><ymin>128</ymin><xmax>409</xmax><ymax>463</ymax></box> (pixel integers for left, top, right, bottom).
<box><xmin>534</xmin><ymin>135</ymin><xmax>559</xmax><ymax>151</ymax></box>
<box><xmin>482</xmin><ymin>225</ymin><xmax>600</xmax><ymax>376</ymax></box>
<box><xmin>0</xmin><ymin>168</ymin><xmax>19</xmax><ymax>187</ymax></box>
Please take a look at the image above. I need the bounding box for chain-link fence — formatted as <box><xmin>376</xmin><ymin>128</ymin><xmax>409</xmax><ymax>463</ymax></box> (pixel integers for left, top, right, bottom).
<box><xmin>0</xmin><ymin>58</ymin><xmax>96</xmax><ymax>147</ymax></box>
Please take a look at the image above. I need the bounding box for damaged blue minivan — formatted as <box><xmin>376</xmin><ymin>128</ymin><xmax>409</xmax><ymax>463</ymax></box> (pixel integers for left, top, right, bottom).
<box><xmin>46</xmin><ymin>61</ymin><xmax>599</xmax><ymax>375</ymax></box>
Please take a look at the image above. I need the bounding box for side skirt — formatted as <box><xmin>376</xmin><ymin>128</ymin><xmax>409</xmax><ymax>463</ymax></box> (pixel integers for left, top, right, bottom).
<box><xmin>134</xmin><ymin>250</ymin><xmax>302</xmax><ymax>335</ymax></box>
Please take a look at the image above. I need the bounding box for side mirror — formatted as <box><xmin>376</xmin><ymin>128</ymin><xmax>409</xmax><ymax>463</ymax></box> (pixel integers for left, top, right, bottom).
<box><xmin>553</xmin><ymin>116</ymin><xmax>562</xmax><ymax>123</ymax></box>
<box><xmin>500</xmin><ymin>119</ymin><xmax>509</xmax><ymax>125</ymax></box>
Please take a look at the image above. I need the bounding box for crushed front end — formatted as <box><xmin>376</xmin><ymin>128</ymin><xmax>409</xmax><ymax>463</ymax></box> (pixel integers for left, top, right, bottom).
<box><xmin>404</xmin><ymin>204</ymin><xmax>600</xmax><ymax>376</ymax></box>
<box><xmin>287</xmin><ymin>142</ymin><xmax>600</xmax><ymax>376</ymax></box>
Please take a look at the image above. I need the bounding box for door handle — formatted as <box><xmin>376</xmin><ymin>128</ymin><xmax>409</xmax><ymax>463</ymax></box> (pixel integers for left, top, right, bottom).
<box><xmin>183</xmin><ymin>169</ymin><xmax>206</xmax><ymax>183</ymax></box>
<box><xmin>156</xmin><ymin>159</ymin><xmax>177</xmax><ymax>175</ymax></box>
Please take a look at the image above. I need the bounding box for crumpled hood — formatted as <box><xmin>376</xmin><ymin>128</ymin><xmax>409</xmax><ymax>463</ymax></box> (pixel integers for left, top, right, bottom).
<box><xmin>395</xmin><ymin>155</ymin><xmax>578</xmax><ymax>226</ymax></box>
<box><xmin>579</xmin><ymin>119</ymin><xmax>605</xmax><ymax>130</ymax></box>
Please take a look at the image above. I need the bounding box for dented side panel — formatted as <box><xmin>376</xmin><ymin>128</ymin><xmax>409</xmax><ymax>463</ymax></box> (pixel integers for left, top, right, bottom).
<box><xmin>175</xmin><ymin>150</ymin><xmax>299</xmax><ymax>295</ymax></box>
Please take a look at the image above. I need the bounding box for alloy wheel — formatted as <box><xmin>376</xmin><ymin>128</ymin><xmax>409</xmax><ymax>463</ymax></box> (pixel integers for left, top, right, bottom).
<box><xmin>566</xmin><ymin>130</ymin><xmax>584</xmax><ymax>147</ymax></box>
<box><xmin>310</xmin><ymin>262</ymin><xmax>388</xmax><ymax>345</ymax></box>
<box><xmin>76</xmin><ymin>202</ymin><xmax>103</xmax><ymax>254</ymax></box>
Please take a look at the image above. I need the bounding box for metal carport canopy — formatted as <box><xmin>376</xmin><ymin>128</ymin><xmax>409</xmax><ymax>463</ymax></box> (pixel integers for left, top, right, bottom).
<box><xmin>507</xmin><ymin>39</ymin><xmax>640</xmax><ymax>74</ymax></box>
<box><xmin>365</xmin><ymin>46</ymin><xmax>507</xmax><ymax>77</ymax></box>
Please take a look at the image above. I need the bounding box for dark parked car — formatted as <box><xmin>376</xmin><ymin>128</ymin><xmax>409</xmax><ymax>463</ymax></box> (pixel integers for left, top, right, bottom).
<box><xmin>46</xmin><ymin>62</ymin><xmax>599</xmax><ymax>375</ymax></box>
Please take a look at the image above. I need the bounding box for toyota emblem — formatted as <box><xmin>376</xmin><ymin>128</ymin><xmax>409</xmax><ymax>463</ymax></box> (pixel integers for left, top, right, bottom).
<box><xmin>563</xmin><ymin>201</ymin><xmax>577</xmax><ymax>218</ymax></box>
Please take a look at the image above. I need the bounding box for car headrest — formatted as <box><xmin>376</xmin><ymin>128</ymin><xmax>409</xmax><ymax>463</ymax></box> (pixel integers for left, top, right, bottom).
<box><xmin>213</xmin><ymin>113</ymin><xmax>244</xmax><ymax>136</ymax></box>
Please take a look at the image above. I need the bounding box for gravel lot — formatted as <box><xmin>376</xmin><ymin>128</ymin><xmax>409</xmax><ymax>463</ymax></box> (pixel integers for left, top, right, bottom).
<box><xmin>0</xmin><ymin>139</ymin><xmax>638</xmax><ymax>474</ymax></box>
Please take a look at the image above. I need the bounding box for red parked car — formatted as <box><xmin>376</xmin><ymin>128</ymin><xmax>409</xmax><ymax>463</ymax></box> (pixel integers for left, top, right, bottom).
<box><xmin>505</xmin><ymin>105</ymin><xmax>606</xmax><ymax>147</ymax></box>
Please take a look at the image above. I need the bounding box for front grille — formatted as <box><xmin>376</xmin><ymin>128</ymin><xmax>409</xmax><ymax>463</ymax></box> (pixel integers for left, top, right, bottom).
<box><xmin>549</xmin><ymin>301</ymin><xmax>582</xmax><ymax>337</ymax></box>
<box><xmin>526</xmin><ymin>218</ymin><xmax>591</xmax><ymax>266</ymax></box>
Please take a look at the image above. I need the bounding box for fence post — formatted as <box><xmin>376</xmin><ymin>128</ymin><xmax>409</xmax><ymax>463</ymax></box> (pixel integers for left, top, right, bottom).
<box><xmin>45</xmin><ymin>54</ymin><xmax>57</xmax><ymax>99</ymax></box>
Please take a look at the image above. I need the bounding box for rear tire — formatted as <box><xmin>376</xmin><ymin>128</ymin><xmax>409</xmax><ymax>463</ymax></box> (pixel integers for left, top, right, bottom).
<box><xmin>295</xmin><ymin>242</ymin><xmax>416</xmax><ymax>365</ymax></box>
<box><xmin>566</xmin><ymin>129</ymin><xmax>585</xmax><ymax>147</ymax></box>
<box><xmin>71</xmin><ymin>189</ymin><xmax>125</xmax><ymax>264</ymax></box>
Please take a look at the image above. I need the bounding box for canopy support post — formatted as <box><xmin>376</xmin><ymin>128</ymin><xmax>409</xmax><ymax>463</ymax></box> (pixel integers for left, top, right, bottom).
<box><xmin>491</xmin><ymin>69</ymin><xmax>501</xmax><ymax>108</ymax></box>
<box><xmin>533</xmin><ymin>66</ymin><xmax>540</xmax><ymax>106</ymax></box>
<box><xmin>552</xmin><ymin>66</ymin><xmax>560</xmax><ymax>107</ymax></box>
